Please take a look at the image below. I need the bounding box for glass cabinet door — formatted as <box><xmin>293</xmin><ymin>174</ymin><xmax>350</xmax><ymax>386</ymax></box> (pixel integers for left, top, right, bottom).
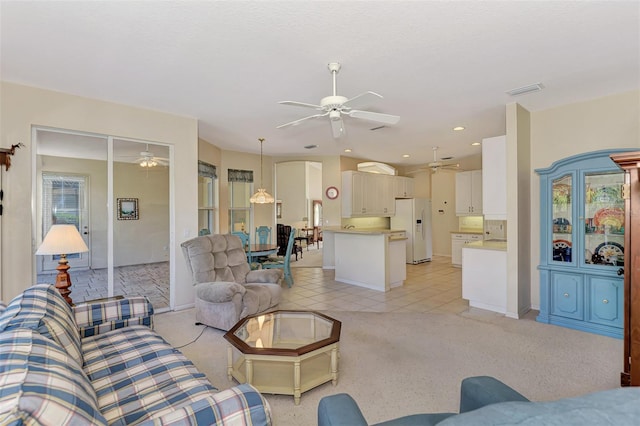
<box><xmin>551</xmin><ymin>174</ymin><xmax>573</xmax><ymax>263</ymax></box>
<box><xmin>583</xmin><ymin>172</ymin><xmax>625</xmax><ymax>267</ymax></box>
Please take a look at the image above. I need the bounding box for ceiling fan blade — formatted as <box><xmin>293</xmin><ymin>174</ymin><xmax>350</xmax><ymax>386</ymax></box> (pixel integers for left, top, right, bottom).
<box><xmin>347</xmin><ymin>109</ymin><xmax>400</xmax><ymax>124</ymax></box>
<box><xmin>331</xmin><ymin>116</ymin><xmax>346</xmax><ymax>139</ymax></box>
<box><xmin>278</xmin><ymin>100</ymin><xmax>323</xmax><ymax>110</ymax></box>
<box><xmin>342</xmin><ymin>91</ymin><xmax>383</xmax><ymax>108</ymax></box>
<box><xmin>276</xmin><ymin>112</ymin><xmax>328</xmax><ymax>129</ymax></box>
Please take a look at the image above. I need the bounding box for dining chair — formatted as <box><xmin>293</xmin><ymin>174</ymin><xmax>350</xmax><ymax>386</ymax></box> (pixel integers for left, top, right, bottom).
<box><xmin>262</xmin><ymin>227</ymin><xmax>295</xmax><ymax>287</ymax></box>
<box><xmin>255</xmin><ymin>226</ymin><xmax>272</xmax><ymax>245</ymax></box>
<box><xmin>231</xmin><ymin>231</ymin><xmax>249</xmax><ymax>248</ymax></box>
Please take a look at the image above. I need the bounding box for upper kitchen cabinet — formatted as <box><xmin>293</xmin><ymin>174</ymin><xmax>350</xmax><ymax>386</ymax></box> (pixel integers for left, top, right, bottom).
<box><xmin>482</xmin><ymin>135</ymin><xmax>506</xmax><ymax>220</ymax></box>
<box><xmin>394</xmin><ymin>176</ymin><xmax>415</xmax><ymax>199</ymax></box>
<box><xmin>536</xmin><ymin>149</ymin><xmax>634</xmax><ymax>339</ymax></box>
<box><xmin>342</xmin><ymin>171</ymin><xmax>395</xmax><ymax>217</ymax></box>
<box><xmin>455</xmin><ymin>170</ymin><xmax>482</xmax><ymax>216</ymax></box>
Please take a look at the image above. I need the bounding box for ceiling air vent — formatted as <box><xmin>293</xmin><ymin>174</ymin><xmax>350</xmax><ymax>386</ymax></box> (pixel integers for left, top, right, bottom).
<box><xmin>304</xmin><ymin>144</ymin><xmax>318</xmax><ymax>149</ymax></box>
<box><xmin>506</xmin><ymin>83</ymin><xmax>544</xmax><ymax>97</ymax></box>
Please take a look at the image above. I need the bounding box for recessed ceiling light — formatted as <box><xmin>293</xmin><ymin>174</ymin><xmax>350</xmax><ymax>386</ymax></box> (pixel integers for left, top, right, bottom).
<box><xmin>304</xmin><ymin>144</ymin><xmax>318</xmax><ymax>149</ymax></box>
<box><xmin>402</xmin><ymin>154</ymin><xmax>410</xmax><ymax>158</ymax></box>
<box><xmin>453</xmin><ymin>126</ymin><xmax>465</xmax><ymax>131</ymax></box>
<box><xmin>471</xmin><ymin>142</ymin><xmax>481</xmax><ymax>146</ymax></box>
<box><xmin>344</xmin><ymin>148</ymin><xmax>352</xmax><ymax>153</ymax></box>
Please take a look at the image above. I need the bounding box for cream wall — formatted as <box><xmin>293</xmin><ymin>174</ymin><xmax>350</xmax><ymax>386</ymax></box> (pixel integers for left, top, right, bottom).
<box><xmin>528</xmin><ymin>90</ymin><xmax>640</xmax><ymax>309</ymax></box>
<box><xmin>0</xmin><ymin>82</ymin><xmax>198</xmax><ymax>307</ymax></box>
<box><xmin>113</xmin><ymin>162</ymin><xmax>169</xmax><ymax>266</ymax></box>
<box><xmin>276</xmin><ymin>161</ymin><xmax>307</xmax><ymax>225</ymax></box>
<box><xmin>506</xmin><ymin>103</ymin><xmax>532</xmax><ymax>318</ymax></box>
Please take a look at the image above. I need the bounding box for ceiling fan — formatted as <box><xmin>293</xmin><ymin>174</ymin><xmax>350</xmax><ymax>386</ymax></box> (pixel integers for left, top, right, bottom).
<box><xmin>427</xmin><ymin>147</ymin><xmax>459</xmax><ymax>173</ymax></box>
<box><xmin>134</xmin><ymin>144</ymin><xmax>168</xmax><ymax>168</ymax></box>
<box><xmin>277</xmin><ymin>62</ymin><xmax>400</xmax><ymax>138</ymax></box>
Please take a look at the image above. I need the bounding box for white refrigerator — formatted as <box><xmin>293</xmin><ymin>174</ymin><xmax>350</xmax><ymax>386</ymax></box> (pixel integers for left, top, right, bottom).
<box><xmin>390</xmin><ymin>198</ymin><xmax>433</xmax><ymax>264</ymax></box>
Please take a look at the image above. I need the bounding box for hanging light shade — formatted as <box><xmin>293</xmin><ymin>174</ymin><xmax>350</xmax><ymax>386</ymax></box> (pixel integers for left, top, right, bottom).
<box><xmin>250</xmin><ymin>137</ymin><xmax>275</xmax><ymax>204</ymax></box>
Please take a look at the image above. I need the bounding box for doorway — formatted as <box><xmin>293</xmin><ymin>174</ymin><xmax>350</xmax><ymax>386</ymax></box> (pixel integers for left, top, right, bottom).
<box><xmin>34</xmin><ymin>127</ymin><xmax>172</xmax><ymax>310</ymax></box>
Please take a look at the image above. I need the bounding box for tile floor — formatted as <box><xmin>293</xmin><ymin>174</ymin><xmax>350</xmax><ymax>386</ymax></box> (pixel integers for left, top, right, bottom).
<box><xmin>282</xmin><ymin>255</ymin><xmax>468</xmax><ymax>314</ymax></box>
<box><xmin>37</xmin><ymin>255</ymin><xmax>466</xmax><ymax>314</ymax></box>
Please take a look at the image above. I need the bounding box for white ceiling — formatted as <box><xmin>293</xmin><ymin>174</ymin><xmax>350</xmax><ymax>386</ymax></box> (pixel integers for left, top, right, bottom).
<box><xmin>2</xmin><ymin>1</ymin><xmax>638</xmax><ymax>166</ymax></box>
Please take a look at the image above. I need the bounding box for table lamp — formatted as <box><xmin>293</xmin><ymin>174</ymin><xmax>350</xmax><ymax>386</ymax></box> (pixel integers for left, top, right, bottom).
<box><xmin>35</xmin><ymin>224</ymin><xmax>89</xmax><ymax>305</ymax></box>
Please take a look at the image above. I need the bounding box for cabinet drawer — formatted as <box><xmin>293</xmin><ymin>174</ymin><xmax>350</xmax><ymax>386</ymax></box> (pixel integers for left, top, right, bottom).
<box><xmin>588</xmin><ymin>277</ymin><xmax>623</xmax><ymax>327</ymax></box>
<box><xmin>551</xmin><ymin>273</ymin><xmax>584</xmax><ymax>320</ymax></box>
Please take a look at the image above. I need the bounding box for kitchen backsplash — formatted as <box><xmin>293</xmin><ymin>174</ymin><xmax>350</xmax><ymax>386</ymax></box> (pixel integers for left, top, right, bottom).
<box><xmin>342</xmin><ymin>217</ymin><xmax>391</xmax><ymax>229</ymax></box>
<box><xmin>485</xmin><ymin>220</ymin><xmax>507</xmax><ymax>240</ymax></box>
<box><xmin>458</xmin><ymin>216</ymin><xmax>484</xmax><ymax>232</ymax></box>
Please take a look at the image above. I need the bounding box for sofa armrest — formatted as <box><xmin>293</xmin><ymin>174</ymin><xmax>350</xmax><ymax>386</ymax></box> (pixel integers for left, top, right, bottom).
<box><xmin>140</xmin><ymin>384</ymin><xmax>272</xmax><ymax>426</ymax></box>
<box><xmin>318</xmin><ymin>393</ymin><xmax>368</xmax><ymax>426</ymax></box>
<box><xmin>246</xmin><ymin>268</ymin><xmax>283</xmax><ymax>284</ymax></box>
<box><xmin>73</xmin><ymin>296</ymin><xmax>154</xmax><ymax>338</ymax></box>
<box><xmin>459</xmin><ymin>376</ymin><xmax>529</xmax><ymax>413</ymax></box>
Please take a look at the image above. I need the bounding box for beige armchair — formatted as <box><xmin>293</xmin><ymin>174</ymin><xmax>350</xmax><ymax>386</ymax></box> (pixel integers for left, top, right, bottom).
<box><xmin>181</xmin><ymin>234</ymin><xmax>283</xmax><ymax>331</ymax></box>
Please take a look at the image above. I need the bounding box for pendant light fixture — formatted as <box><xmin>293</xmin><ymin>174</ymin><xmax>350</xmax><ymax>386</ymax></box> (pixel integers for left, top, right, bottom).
<box><xmin>250</xmin><ymin>138</ymin><xmax>275</xmax><ymax>204</ymax></box>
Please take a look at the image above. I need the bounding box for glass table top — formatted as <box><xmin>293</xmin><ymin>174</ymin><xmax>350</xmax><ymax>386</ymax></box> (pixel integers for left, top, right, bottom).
<box><xmin>224</xmin><ymin>310</ymin><xmax>341</xmax><ymax>356</ymax></box>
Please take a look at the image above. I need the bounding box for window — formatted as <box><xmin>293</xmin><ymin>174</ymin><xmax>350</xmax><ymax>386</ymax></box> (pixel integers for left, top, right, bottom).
<box><xmin>228</xmin><ymin>169</ymin><xmax>253</xmax><ymax>233</ymax></box>
<box><xmin>198</xmin><ymin>161</ymin><xmax>218</xmax><ymax>235</ymax></box>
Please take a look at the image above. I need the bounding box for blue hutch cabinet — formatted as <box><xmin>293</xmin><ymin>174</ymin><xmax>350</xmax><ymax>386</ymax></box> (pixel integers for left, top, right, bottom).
<box><xmin>536</xmin><ymin>149</ymin><xmax>634</xmax><ymax>338</ymax></box>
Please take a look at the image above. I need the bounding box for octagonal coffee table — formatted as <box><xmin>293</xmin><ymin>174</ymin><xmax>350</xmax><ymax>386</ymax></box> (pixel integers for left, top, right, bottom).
<box><xmin>224</xmin><ymin>310</ymin><xmax>341</xmax><ymax>405</ymax></box>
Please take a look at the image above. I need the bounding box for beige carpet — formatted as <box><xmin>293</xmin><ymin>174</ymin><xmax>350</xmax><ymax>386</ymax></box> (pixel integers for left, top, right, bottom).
<box><xmin>154</xmin><ymin>308</ymin><xmax>622</xmax><ymax>426</ymax></box>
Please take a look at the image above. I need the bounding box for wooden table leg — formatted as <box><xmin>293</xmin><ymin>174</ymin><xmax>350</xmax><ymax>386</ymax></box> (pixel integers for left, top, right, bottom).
<box><xmin>331</xmin><ymin>347</ymin><xmax>339</xmax><ymax>386</ymax></box>
<box><xmin>294</xmin><ymin>361</ymin><xmax>301</xmax><ymax>405</ymax></box>
<box><xmin>227</xmin><ymin>346</ymin><xmax>233</xmax><ymax>381</ymax></box>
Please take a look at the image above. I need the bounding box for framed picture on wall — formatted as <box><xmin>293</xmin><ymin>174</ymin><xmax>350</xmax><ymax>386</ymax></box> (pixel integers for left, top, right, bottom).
<box><xmin>117</xmin><ymin>198</ymin><xmax>139</xmax><ymax>220</ymax></box>
<box><xmin>276</xmin><ymin>200</ymin><xmax>282</xmax><ymax>219</ymax></box>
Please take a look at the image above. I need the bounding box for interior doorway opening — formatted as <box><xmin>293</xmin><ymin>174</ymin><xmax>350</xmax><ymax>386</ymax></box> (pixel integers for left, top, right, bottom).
<box><xmin>34</xmin><ymin>127</ymin><xmax>172</xmax><ymax>311</ymax></box>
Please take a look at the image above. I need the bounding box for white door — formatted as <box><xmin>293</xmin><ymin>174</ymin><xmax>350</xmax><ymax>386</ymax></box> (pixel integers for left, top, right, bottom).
<box><xmin>41</xmin><ymin>173</ymin><xmax>90</xmax><ymax>271</ymax></box>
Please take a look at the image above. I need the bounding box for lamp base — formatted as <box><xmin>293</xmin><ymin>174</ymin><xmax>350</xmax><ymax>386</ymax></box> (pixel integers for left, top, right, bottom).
<box><xmin>55</xmin><ymin>259</ymin><xmax>73</xmax><ymax>305</ymax></box>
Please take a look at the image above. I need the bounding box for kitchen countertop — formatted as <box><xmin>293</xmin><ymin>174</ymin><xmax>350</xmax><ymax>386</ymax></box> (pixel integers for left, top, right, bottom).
<box><xmin>323</xmin><ymin>227</ymin><xmax>406</xmax><ymax>235</ymax></box>
<box><xmin>465</xmin><ymin>240</ymin><xmax>507</xmax><ymax>251</ymax></box>
<box><xmin>450</xmin><ymin>230</ymin><xmax>484</xmax><ymax>235</ymax></box>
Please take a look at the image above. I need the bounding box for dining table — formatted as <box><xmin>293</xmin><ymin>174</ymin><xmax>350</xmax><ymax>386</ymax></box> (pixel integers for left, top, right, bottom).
<box><xmin>246</xmin><ymin>244</ymin><xmax>278</xmax><ymax>263</ymax></box>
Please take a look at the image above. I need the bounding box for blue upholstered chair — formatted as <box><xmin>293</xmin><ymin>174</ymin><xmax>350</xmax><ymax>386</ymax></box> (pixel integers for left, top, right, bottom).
<box><xmin>261</xmin><ymin>227</ymin><xmax>295</xmax><ymax>287</ymax></box>
<box><xmin>231</xmin><ymin>231</ymin><xmax>249</xmax><ymax>248</ymax></box>
<box><xmin>255</xmin><ymin>226</ymin><xmax>272</xmax><ymax>245</ymax></box>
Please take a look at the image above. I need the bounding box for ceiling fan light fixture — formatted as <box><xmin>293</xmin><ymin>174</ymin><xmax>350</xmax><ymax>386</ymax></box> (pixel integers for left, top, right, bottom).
<box><xmin>250</xmin><ymin>138</ymin><xmax>274</xmax><ymax>204</ymax></box>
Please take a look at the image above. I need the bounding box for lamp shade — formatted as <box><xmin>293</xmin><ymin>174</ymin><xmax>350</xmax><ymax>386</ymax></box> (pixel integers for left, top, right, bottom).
<box><xmin>250</xmin><ymin>188</ymin><xmax>275</xmax><ymax>204</ymax></box>
<box><xmin>36</xmin><ymin>224</ymin><xmax>89</xmax><ymax>255</ymax></box>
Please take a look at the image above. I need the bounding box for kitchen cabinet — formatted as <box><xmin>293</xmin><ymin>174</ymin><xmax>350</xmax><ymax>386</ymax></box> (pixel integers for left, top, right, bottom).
<box><xmin>482</xmin><ymin>135</ymin><xmax>507</xmax><ymax>220</ymax></box>
<box><xmin>536</xmin><ymin>149</ymin><xmax>633</xmax><ymax>339</ymax></box>
<box><xmin>451</xmin><ymin>233</ymin><xmax>483</xmax><ymax>266</ymax></box>
<box><xmin>394</xmin><ymin>176</ymin><xmax>415</xmax><ymax>198</ymax></box>
<box><xmin>330</xmin><ymin>229</ymin><xmax>407</xmax><ymax>291</ymax></box>
<box><xmin>455</xmin><ymin>170</ymin><xmax>482</xmax><ymax>215</ymax></box>
<box><xmin>610</xmin><ymin>151</ymin><xmax>640</xmax><ymax>386</ymax></box>
<box><xmin>342</xmin><ymin>171</ymin><xmax>395</xmax><ymax>217</ymax></box>
<box><xmin>462</xmin><ymin>243</ymin><xmax>507</xmax><ymax>313</ymax></box>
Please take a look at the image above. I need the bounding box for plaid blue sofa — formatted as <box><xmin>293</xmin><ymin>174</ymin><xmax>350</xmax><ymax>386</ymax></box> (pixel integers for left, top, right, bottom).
<box><xmin>0</xmin><ymin>284</ymin><xmax>272</xmax><ymax>425</ymax></box>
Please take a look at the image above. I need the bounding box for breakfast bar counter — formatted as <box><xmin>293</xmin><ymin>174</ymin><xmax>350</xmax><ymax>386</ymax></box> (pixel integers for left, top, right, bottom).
<box><xmin>323</xmin><ymin>228</ymin><xmax>407</xmax><ymax>291</ymax></box>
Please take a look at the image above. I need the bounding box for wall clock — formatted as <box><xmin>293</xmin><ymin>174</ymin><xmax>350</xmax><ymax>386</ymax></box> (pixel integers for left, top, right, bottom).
<box><xmin>326</xmin><ymin>186</ymin><xmax>339</xmax><ymax>200</ymax></box>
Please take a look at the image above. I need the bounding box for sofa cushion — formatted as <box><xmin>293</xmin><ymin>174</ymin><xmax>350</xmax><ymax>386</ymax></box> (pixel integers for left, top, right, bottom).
<box><xmin>0</xmin><ymin>328</ymin><xmax>107</xmax><ymax>426</ymax></box>
<box><xmin>140</xmin><ymin>383</ymin><xmax>273</xmax><ymax>426</ymax></box>
<box><xmin>82</xmin><ymin>325</ymin><xmax>217</xmax><ymax>426</ymax></box>
<box><xmin>0</xmin><ymin>284</ymin><xmax>83</xmax><ymax>366</ymax></box>
<box><xmin>74</xmin><ymin>296</ymin><xmax>154</xmax><ymax>338</ymax></box>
